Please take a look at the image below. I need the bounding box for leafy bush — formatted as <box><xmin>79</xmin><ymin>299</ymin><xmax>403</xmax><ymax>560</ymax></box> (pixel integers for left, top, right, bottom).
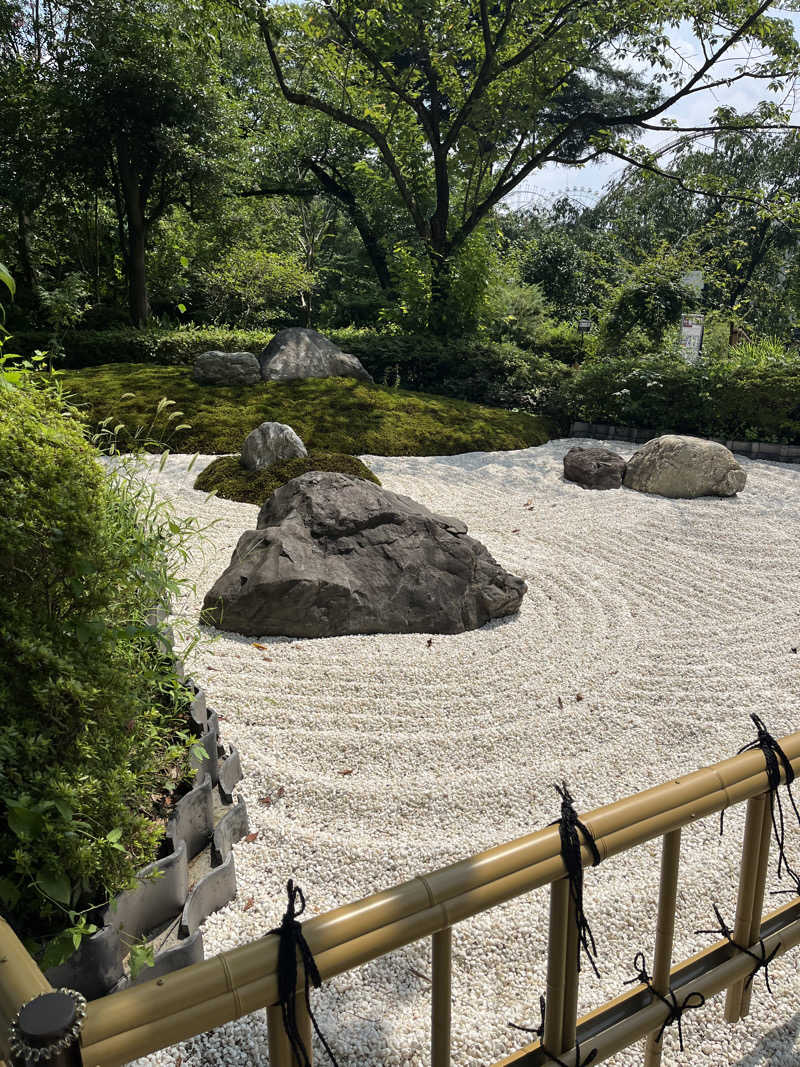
<box><xmin>0</xmin><ymin>372</ymin><xmax>200</xmax><ymax>963</ymax></box>
<box><xmin>200</xmin><ymin>248</ymin><xmax>313</xmax><ymax>326</ymax></box>
<box><xmin>194</xmin><ymin>451</ymin><xmax>380</xmax><ymax>504</ymax></box>
<box><xmin>568</xmin><ymin>339</ymin><xmax>800</xmax><ymax>443</ymax></box>
<box><xmin>9</xmin><ymin>327</ymin><xmax>274</xmax><ymax>369</ymax></box>
<box><xmin>330</xmin><ymin>329</ymin><xmax>573</xmax><ymax>416</ymax></box>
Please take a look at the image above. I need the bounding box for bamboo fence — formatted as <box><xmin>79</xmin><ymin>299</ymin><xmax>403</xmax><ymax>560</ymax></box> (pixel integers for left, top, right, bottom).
<box><xmin>3</xmin><ymin>729</ymin><xmax>800</xmax><ymax>1067</ymax></box>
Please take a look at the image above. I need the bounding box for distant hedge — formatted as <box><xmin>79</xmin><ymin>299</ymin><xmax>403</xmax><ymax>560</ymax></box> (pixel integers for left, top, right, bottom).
<box><xmin>11</xmin><ymin>326</ymin><xmax>573</xmax><ymax>419</ymax></box>
<box><xmin>568</xmin><ymin>345</ymin><xmax>800</xmax><ymax>444</ymax></box>
<box><xmin>10</xmin><ymin>328</ymin><xmax>274</xmax><ymax>369</ymax></box>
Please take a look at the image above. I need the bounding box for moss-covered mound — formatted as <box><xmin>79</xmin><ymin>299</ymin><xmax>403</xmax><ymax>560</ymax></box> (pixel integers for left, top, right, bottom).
<box><xmin>62</xmin><ymin>364</ymin><xmax>553</xmax><ymax>456</ymax></box>
<box><xmin>195</xmin><ymin>451</ymin><xmax>380</xmax><ymax>504</ymax></box>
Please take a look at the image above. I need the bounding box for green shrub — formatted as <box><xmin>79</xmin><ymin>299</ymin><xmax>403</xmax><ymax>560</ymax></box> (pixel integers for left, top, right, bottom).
<box><xmin>329</xmin><ymin>329</ymin><xmax>573</xmax><ymax>415</ymax></box>
<box><xmin>12</xmin><ymin>326</ymin><xmax>575</xmax><ymax>414</ymax></box>
<box><xmin>567</xmin><ymin>340</ymin><xmax>800</xmax><ymax>443</ymax></box>
<box><xmin>194</xmin><ymin>451</ymin><xmax>380</xmax><ymax>504</ymax></box>
<box><xmin>0</xmin><ymin>373</ymin><xmax>200</xmax><ymax>963</ymax></box>
<box><xmin>62</xmin><ymin>365</ymin><xmax>555</xmax><ymax>455</ymax></box>
<box><xmin>9</xmin><ymin>327</ymin><xmax>274</xmax><ymax>369</ymax></box>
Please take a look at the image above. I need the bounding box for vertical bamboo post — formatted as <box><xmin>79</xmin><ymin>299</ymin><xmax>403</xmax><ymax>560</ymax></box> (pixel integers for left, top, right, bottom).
<box><xmin>739</xmin><ymin>796</ymin><xmax>773</xmax><ymax>1018</ymax></box>
<box><xmin>431</xmin><ymin>927</ymin><xmax>452</xmax><ymax>1067</ymax></box>
<box><xmin>643</xmin><ymin>828</ymin><xmax>682</xmax><ymax>1067</ymax></box>
<box><xmin>543</xmin><ymin>878</ymin><xmax>571</xmax><ymax>1056</ymax></box>
<box><xmin>561</xmin><ymin>891</ymin><xmax>580</xmax><ymax>1051</ymax></box>
<box><xmin>725</xmin><ymin>792</ymin><xmax>769</xmax><ymax>1023</ymax></box>
<box><xmin>267</xmin><ymin>995</ymin><xmax>312</xmax><ymax>1067</ymax></box>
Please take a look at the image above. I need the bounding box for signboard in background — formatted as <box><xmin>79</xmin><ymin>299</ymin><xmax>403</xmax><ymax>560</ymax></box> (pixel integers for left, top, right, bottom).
<box><xmin>680</xmin><ymin>313</ymin><xmax>705</xmax><ymax>363</ymax></box>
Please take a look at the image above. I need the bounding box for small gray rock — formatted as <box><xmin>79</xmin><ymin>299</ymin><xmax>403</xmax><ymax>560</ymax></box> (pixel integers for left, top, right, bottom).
<box><xmin>241</xmin><ymin>422</ymin><xmax>307</xmax><ymax>472</ymax></box>
<box><xmin>202</xmin><ymin>472</ymin><xmax>526</xmax><ymax>637</ymax></box>
<box><xmin>623</xmin><ymin>435</ymin><xmax>747</xmax><ymax>498</ymax></box>
<box><xmin>564</xmin><ymin>446</ymin><xmax>626</xmax><ymax>490</ymax></box>
<box><xmin>259</xmin><ymin>327</ymin><xmax>373</xmax><ymax>383</ymax></box>
<box><xmin>192</xmin><ymin>351</ymin><xmax>261</xmax><ymax>386</ymax></box>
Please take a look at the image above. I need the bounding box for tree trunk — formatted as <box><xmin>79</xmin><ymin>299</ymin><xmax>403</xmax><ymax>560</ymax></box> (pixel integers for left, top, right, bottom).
<box><xmin>116</xmin><ymin>146</ymin><xmax>151</xmax><ymax>328</ymax></box>
<box><xmin>127</xmin><ymin>216</ymin><xmax>150</xmax><ymax>328</ymax></box>
<box><xmin>428</xmin><ymin>250</ymin><xmax>452</xmax><ymax>335</ymax></box>
<box><xmin>17</xmin><ymin>206</ymin><xmax>40</xmax><ymax>306</ymax></box>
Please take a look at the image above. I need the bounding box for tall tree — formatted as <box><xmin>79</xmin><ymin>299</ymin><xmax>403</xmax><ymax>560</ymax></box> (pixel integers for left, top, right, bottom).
<box><xmin>251</xmin><ymin>0</ymin><xmax>800</xmax><ymax>330</ymax></box>
<box><xmin>69</xmin><ymin>1</ymin><xmax>237</xmax><ymax>325</ymax></box>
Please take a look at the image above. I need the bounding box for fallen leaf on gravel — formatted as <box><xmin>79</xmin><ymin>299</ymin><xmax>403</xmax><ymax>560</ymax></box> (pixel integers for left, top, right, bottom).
<box><xmin>243</xmin><ymin>897</ymin><xmax>254</xmax><ymax>911</ymax></box>
<box><xmin>176</xmin><ymin>1057</ymin><xmax>182</xmax><ymax>1067</ymax></box>
<box><xmin>557</xmin><ymin>697</ymin><xmax>563</xmax><ymax>710</ymax></box>
<box><xmin>408</xmin><ymin>967</ymin><xmax>431</xmax><ymax>984</ymax></box>
<box><xmin>207</xmin><ymin>666</ymin><xmax>220</xmax><ymax>671</ymax></box>
<box><xmin>244</xmin><ymin>832</ymin><xmax>259</xmax><ymax>843</ymax></box>
<box><xmin>252</xmin><ymin>643</ymin><xmax>270</xmax><ymax>650</ymax></box>
<box><xmin>339</xmin><ymin>769</ymin><xmax>353</xmax><ymax>776</ymax></box>
<box><xmin>259</xmin><ymin>796</ymin><xmax>272</xmax><ymax>806</ymax></box>
<box><xmin>576</xmin><ymin>692</ymin><xmax>584</xmax><ymax>702</ymax></box>
<box><xmin>511</xmin><ymin>528</ymin><xmax>520</xmax><ymax>533</ymax></box>
<box><xmin>262</xmin><ymin>656</ymin><xmax>272</xmax><ymax>661</ymax></box>
<box><xmin>276</xmin><ymin>786</ymin><xmax>285</xmax><ymax>800</ymax></box>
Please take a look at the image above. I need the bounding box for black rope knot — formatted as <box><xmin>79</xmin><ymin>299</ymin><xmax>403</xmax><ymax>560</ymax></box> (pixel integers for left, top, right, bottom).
<box><xmin>269</xmin><ymin>880</ymin><xmax>339</xmax><ymax>1067</ymax></box>
<box><xmin>554</xmin><ymin>781</ymin><xmax>601</xmax><ymax>978</ymax></box>
<box><xmin>737</xmin><ymin>714</ymin><xmax>800</xmax><ymax>884</ymax></box>
<box><xmin>508</xmin><ymin>996</ymin><xmax>597</xmax><ymax>1064</ymax></box>
<box><xmin>696</xmin><ymin>904</ymin><xmax>781</xmax><ymax>995</ymax></box>
<box><xmin>624</xmin><ymin>951</ymin><xmax>704</xmax><ymax>1052</ymax></box>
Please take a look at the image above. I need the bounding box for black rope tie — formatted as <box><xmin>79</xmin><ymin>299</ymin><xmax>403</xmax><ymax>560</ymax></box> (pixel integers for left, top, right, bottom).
<box><xmin>737</xmin><ymin>714</ymin><xmax>800</xmax><ymax>884</ymax></box>
<box><xmin>269</xmin><ymin>880</ymin><xmax>340</xmax><ymax>1067</ymax></box>
<box><xmin>554</xmin><ymin>782</ymin><xmax>602</xmax><ymax>978</ymax></box>
<box><xmin>696</xmin><ymin>904</ymin><xmax>780</xmax><ymax>995</ymax></box>
<box><xmin>508</xmin><ymin>996</ymin><xmax>597</xmax><ymax>1064</ymax></box>
<box><xmin>624</xmin><ymin>952</ymin><xmax>704</xmax><ymax>1052</ymax></box>
<box><xmin>508</xmin><ymin>994</ymin><xmax>546</xmax><ymax>1037</ymax></box>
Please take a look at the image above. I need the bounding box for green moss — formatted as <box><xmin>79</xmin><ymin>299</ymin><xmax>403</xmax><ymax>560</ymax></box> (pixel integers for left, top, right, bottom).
<box><xmin>61</xmin><ymin>364</ymin><xmax>553</xmax><ymax>456</ymax></box>
<box><xmin>194</xmin><ymin>451</ymin><xmax>381</xmax><ymax>504</ymax></box>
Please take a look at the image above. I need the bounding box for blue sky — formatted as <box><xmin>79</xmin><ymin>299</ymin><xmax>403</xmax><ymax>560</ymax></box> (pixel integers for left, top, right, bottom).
<box><xmin>506</xmin><ymin>9</ymin><xmax>800</xmax><ymax>210</ymax></box>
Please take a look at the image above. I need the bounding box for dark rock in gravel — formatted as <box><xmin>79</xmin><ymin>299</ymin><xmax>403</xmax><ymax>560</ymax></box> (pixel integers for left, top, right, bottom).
<box><xmin>563</xmin><ymin>446</ymin><xmax>627</xmax><ymax>490</ymax></box>
<box><xmin>202</xmin><ymin>472</ymin><xmax>526</xmax><ymax>637</ymax></box>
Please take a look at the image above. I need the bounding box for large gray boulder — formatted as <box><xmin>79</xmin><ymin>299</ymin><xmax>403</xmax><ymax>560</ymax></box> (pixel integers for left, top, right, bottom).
<box><xmin>241</xmin><ymin>422</ymin><xmax>307</xmax><ymax>471</ymax></box>
<box><xmin>192</xmin><ymin>351</ymin><xmax>261</xmax><ymax>386</ymax></box>
<box><xmin>202</xmin><ymin>472</ymin><xmax>526</xmax><ymax>637</ymax></box>
<box><xmin>623</xmin><ymin>435</ymin><xmax>747</xmax><ymax>498</ymax></box>
<box><xmin>564</xmin><ymin>446</ymin><xmax>626</xmax><ymax>490</ymax></box>
<box><xmin>259</xmin><ymin>327</ymin><xmax>373</xmax><ymax>383</ymax></box>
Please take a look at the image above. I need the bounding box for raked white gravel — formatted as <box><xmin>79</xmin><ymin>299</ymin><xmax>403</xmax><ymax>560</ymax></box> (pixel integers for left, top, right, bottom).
<box><xmin>130</xmin><ymin>440</ymin><xmax>800</xmax><ymax>1067</ymax></box>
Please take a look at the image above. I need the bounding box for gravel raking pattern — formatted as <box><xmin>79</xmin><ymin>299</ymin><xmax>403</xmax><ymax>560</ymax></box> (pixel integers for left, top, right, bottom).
<box><xmin>130</xmin><ymin>440</ymin><xmax>800</xmax><ymax>1067</ymax></box>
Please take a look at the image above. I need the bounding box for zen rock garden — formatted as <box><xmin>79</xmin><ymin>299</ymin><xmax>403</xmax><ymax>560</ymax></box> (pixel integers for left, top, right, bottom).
<box><xmin>563</xmin><ymin>434</ymin><xmax>748</xmax><ymax>498</ymax></box>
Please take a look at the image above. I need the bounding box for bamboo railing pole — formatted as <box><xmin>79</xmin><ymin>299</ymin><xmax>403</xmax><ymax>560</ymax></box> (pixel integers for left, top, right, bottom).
<box><xmin>0</xmin><ymin>918</ymin><xmax>52</xmax><ymax>1062</ymax></box>
<box><xmin>495</xmin><ymin>902</ymin><xmax>800</xmax><ymax>1067</ymax></box>
<box><xmin>80</xmin><ymin>740</ymin><xmax>800</xmax><ymax>1055</ymax></box>
<box><xmin>725</xmin><ymin>792</ymin><xmax>769</xmax><ymax>1022</ymax></box>
<box><xmin>561</xmin><ymin>890</ymin><xmax>580</xmax><ymax>1052</ymax></box>
<box><xmin>643</xmin><ymin>828</ymin><xmax>682</xmax><ymax>1067</ymax></box>
<box><xmin>543</xmin><ymin>879</ymin><xmax>571</xmax><ymax>1055</ymax></box>
<box><xmin>431</xmin><ymin>927</ymin><xmax>452</xmax><ymax>1067</ymax></box>
<box><xmin>267</xmin><ymin>995</ymin><xmax>312</xmax><ymax>1067</ymax></box>
<box><xmin>739</xmin><ymin>794</ymin><xmax>773</xmax><ymax>1018</ymax></box>
<box><xmin>82</xmin><ymin>896</ymin><xmax>800</xmax><ymax>1067</ymax></box>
